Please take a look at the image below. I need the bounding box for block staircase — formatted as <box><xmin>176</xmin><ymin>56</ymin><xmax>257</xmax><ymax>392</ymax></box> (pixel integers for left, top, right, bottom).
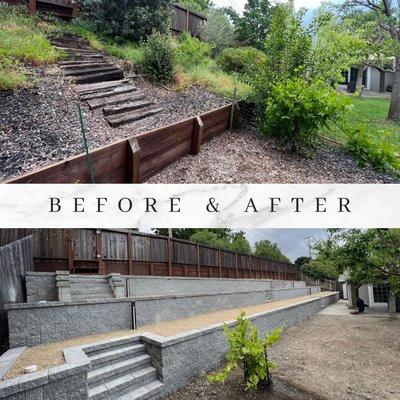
<box><xmin>83</xmin><ymin>336</ymin><xmax>164</xmax><ymax>400</ymax></box>
<box><xmin>51</xmin><ymin>33</ymin><xmax>162</xmax><ymax>127</ymax></box>
<box><xmin>70</xmin><ymin>275</ymin><xmax>114</xmax><ymax>301</ymax></box>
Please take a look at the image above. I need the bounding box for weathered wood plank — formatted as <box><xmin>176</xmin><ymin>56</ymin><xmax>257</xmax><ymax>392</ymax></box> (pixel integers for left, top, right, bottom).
<box><xmin>80</xmin><ymin>85</ymin><xmax>137</xmax><ymax>101</ymax></box>
<box><xmin>61</xmin><ymin>62</ymin><xmax>112</xmax><ymax>71</ymax></box>
<box><xmin>64</xmin><ymin>66</ymin><xmax>120</xmax><ymax>77</ymax></box>
<box><xmin>74</xmin><ymin>79</ymin><xmax>129</xmax><ymax>94</ymax></box>
<box><xmin>190</xmin><ymin>116</ymin><xmax>203</xmax><ymax>155</ymax></box>
<box><xmin>103</xmin><ymin>99</ymin><xmax>153</xmax><ymax>116</ymax></box>
<box><xmin>106</xmin><ymin>107</ymin><xmax>162</xmax><ymax>128</ymax></box>
<box><xmin>75</xmin><ymin>70</ymin><xmax>124</xmax><ymax>84</ymax></box>
<box><xmin>87</xmin><ymin>93</ymin><xmax>145</xmax><ymax>110</ymax></box>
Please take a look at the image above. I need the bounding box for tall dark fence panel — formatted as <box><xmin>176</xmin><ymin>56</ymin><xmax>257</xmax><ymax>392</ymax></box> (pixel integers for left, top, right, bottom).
<box><xmin>0</xmin><ymin>235</ymin><xmax>34</xmax><ymax>354</ymax></box>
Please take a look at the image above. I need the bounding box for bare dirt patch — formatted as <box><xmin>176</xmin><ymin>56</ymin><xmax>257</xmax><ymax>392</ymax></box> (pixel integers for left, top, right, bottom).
<box><xmin>0</xmin><ymin>63</ymin><xmax>228</xmax><ymax>181</ymax></box>
<box><xmin>164</xmin><ymin>309</ymin><xmax>400</xmax><ymax>400</ymax></box>
<box><xmin>149</xmin><ymin>129</ymin><xmax>399</xmax><ymax>183</ymax></box>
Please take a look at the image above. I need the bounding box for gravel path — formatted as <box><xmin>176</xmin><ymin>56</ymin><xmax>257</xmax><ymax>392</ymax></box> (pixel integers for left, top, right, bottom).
<box><xmin>165</xmin><ymin>301</ymin><xmax>400</xmax><ymax>400</ymax></box>
<box><xmin>149</xmin><ymin>128</ymin><xmax>400</xmax><ymax>183</ymax></box>
<box><xmin>3</xmin><ymin>293</ymin><xmax>332</xmax><ymax>379</ymax></box>
<box><xmin>0</xmin><ymin>64</ymin><xmax>228</xmax><ymax>181</ymax></box>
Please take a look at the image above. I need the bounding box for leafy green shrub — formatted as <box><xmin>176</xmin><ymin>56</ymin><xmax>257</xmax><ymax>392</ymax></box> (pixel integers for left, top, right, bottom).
<box><xmin>208</xmin><ymin>311</ymin><xmax>282</xmax><ymax>390</ymax></box>
<box><xmin>217</xmin><ymin>46</ymin><xmax>266</xmax><ymax>77</ymax></box>
<box><xmin>80</xmin><ymin>0</ymin><xmax>172</xmax><ymax>42</ymax></box>
<box><xmin>201</xmin><ymin>10</ymin><xmax>235</xmax><ymax>56</ymax></box>
<box><xmin>142</xmin><ymin>32</ymin><xmax>175</xmax><ymax>83</ymax></box>
<box><xmin>176</xmin><ymin>32</ymin><xmax>212</xmax><ymax>70</ymax></box>
<box><xmin>345</xmin><ymin>126</ymin><xmax>400</xmax><ymax>173</ymax></box>
<box><xmin>263</xmin><ymin>78</ymin><xmax>351</xmax><ymax>153</ymax></box>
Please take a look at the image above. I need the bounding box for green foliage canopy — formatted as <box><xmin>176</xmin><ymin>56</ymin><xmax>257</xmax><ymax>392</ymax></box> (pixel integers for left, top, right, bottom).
<box><xmin>254</xmin><ymin>240</ymin><xmax>290</xmax><ymax>263</ymax></box>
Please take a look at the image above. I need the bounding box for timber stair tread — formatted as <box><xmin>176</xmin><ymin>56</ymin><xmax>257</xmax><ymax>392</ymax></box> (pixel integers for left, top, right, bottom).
<box><xmin>74</xmin><ymin>79</ymin><xmax>130</xmax><ymax>94</ymax></box>
<box><xmin>103</xmin><ymin>100</ymin><xmax>154</xmax><ymax>116</ymax></box>
<box><xmin>87</xmin><ymin>93</ymin><xmax>146</xmax><ymax>110</ymax></box>
<box><xmin>74</xmin><ymin>70</ymin><xmax>125</xmax><ymax>84</ymax></box>
<box><xmin>64</xmin><ymin>66</ymin><xmax>121</xmax><ymax>77</ymax></box>
<box><xmin>61</xmin><ymin>62</ymin><xmax>113</xmax><ymax>70</ymax></box>
<box><xmin>81</xmin><ymin>85</ymin><xmax>137</xmax><ymax>101</ymax></box>
<box><xmin>106</xmin><ymin>107</ymin><xmax>163</xmax><ymax>127</ymax></box>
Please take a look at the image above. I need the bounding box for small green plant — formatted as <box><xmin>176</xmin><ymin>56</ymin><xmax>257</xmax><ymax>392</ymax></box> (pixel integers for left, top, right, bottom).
<box><xmin>345</xmin><ymin>126</ymin><xmax>400</xmax><ymax>173</ymax></box>
<box><xmin>208</xmin><ymin>311</ymin><xmax>282</xmax><ymax>390</ymax></box>
<box><xmin>176</xmin><ymin>32</ymin><xmax>212</xmax><ymax>70</ymax></box>
<box><xmin>142</xmin><ymin>32</ymin><xmax>175</xmax><ymax>83</ymax></box>
<box><xmin>217</xmin><ymin>46</ymin><xmax>266</xmax><ymax>78</ymax></box>
<box><xmin>263</xmin><ymin>78</ymin><xmax>352</xmax><ymax>153</ymax></box>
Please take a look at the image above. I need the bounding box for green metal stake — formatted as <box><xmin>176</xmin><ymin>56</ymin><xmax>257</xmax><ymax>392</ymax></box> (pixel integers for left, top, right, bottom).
<box><xmin>78</xmin><ymin>105</ymin><xmax>96</xmax><ymax>183</ymax></box>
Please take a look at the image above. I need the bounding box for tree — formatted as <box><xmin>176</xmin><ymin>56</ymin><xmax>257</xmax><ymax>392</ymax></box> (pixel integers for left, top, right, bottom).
<box><xmin>80</xmin><ymin>0</ymin><xmax>173</xmax><ymax>42</ymax></box>
<box><xmin>313</xmin><ymin>229</ymin><xmax>400</xmax><ymax>312</ymax></box>
<box><xmin>234</xmin><ymin>0</ymin><xmax>274</xmax><ymax>49</ymax></box>
<box><xmin>344</xmin><ymin>0</ymin><xmax>400</xmax><ymax>121</ymax></box>
<box><xmin>201</xmin><ymin>9</ymin><xmax>235</xmax><ymax>56</ymax></box>
<box><xmin>179</xmin><ymin>0</ymin><xmax>213</xmax><ymax>13</ymax></box>
<box><xmin>254</xmin><ymin>240</ymin><xmax>290</xmax><ymax>263</ymax></box>
<box><xmin>294</xmin><ymin>256</ymin><xmax>311</xmax><ymax>266</ymax></box>
<box><xmin>151</xmin><ymin>228</ymin><xmax>231</xmax><ymax>240</ymax></box>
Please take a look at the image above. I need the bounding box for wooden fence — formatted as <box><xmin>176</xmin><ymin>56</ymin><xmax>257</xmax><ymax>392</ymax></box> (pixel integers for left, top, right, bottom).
<box><xmin>0</xmin><ymin>229</ymin><xmax>301</xmax><ymax>281</ymax></box>
<box><xmin>3</xmin><ymin>0</ymin><xmax>77</xmax><ymax>19</ymax></box>
<box><xmin>4</xmin><ymin>104</ymin><xmax>234</xmax><ymax>183</ymax></box>
<box><xmin>0</xmin><ymin>236</ymin><xmax>34</xmax><ymax>354</ymax></box>
<box><xmin>301</xmin><ymin>273</ymin><xmax>343</xmax><ymax>293</ymax></box>
<box><xmin>172</xmin><ymin>4</ymin><xmax>207</xmax><ymax>37</ymax></box>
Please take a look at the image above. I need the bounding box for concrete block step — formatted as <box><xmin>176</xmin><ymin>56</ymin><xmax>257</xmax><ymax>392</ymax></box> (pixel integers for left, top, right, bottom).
<box><xmin>88</xmin><ymin>366</ymin><xmax>157</xmax><ymax>400</ymax></box>
<box><xmin>72</xmin><ymin>294</ymin><xmax>114</xmax><ymax>300</ymax></box>
<box><xmin>106</xmin><ymin>107</ymin><xmax>163</xmax><ymax>127</ymax></box>
<box><xmin>70</xmin><ymin>277</ymin><xmax>109</xmax><ymax>282</ymax></box>
<box><xmin>84</xmin><ymin>336</ymin><xmax>141</xmax><ymax>356</ymax></box>
<box><xmin>87</xmin><ymin>93</ymin><xmax>145</xmax><ymax>110</ymax></box>
<box><xmin>81</xmin><ymin>85</ymin><xmax>137</xmax><ymax>101</ymax></box>
<box><xmin>89</xmin><ymin>344</ymin><xmax>146</xmax><ymax>367</ymax></box>
<box><xmin>71</xmin><ymin>283</ymin><xmax>110</xmax><ymax>290</ymax></box>
<box><xmin>116</xmin><ymin>380</ymin><xmax>164</xmax><ymax>400</ymax></box>
<box><xmin>75</xmin><ymin>70</ymin><xmax>124</xmax><ymax>85</ymax></box>
<box><xmin>88</xmin><ymin>354</ymin><xmax>152</xmax><ymax>387</ymax></box>
<box><xmin>64</xmin><ymin>66</ymin><xmax>121</xmax><ymax>77</ymax></box>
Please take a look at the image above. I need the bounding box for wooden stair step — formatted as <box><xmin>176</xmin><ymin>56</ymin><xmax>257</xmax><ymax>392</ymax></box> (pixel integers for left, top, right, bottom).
<box><xmin>80</xmin><ymin>85</ymin><xmax>137</xmax><ymax>101</ymax></box>
<box><xmin>60</xmin><ymin>60</ymin><xmax>107</xmax><ymax>66</ymax></box>
<box><xmin>64</xmin><ymin>66</ymin><xmax>120</xmax><ymax>77</ymax></box>
<box><xmin>66</xmin><ymin>55</ymin><xmax>105</xmax><ymax>61</ymax></box>
<box><xmin>103</xmin><ymin>100</ymin><xmax>154</xmax><ymax>116</ymax></box>
<box><xmin>87</xmin><ymin>93</ymin><xmax>146</xmax><ymax>110</ymax></box>
<box><xmin>55</xmin><ymin>46</ymin><xmax>97</xmax><ymax>54</ymax></box>
<box><xmin>74</xmin><ymin>79</ymin><xmax>129</xmax><ymax>94</ymax></box>
<box><xmin>74</xmin><ymin>70</ymin><xmax>124</xmax><ymax>84</ymax></box>
<box><xmin>106</xmin><ymin>108</ymin><xmax>163</xmax><ymax>127</ymax></box>
<box><xmin>61</xmin><ymin>63</ymin><xmax>113</xmax><ymax>71</ymax></box>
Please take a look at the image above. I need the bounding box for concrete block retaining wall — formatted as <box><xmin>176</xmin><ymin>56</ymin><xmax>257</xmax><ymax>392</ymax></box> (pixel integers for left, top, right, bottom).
<box><xmin>143</xmin><ymin>292</ymin><xmax>340</xmax><ymax>395</ymax></box>
<box><xmin>26</xmin><ymin>272</ymin><xmax>57</xmax><ymax>303</ymax></box>
<box><xmin>0</xmin><ymin>346</ymin><xmax>90</xmax><ymax>400</ymax></box>
<box><xmin>7</xmin><ymin>299</ymin><xmax>133</xmax><ymax>347</ymax></box>
<box><xmin>134</xmin><ymin>290</ymin><xmax>268</xmax><ymax>326</ymax></box>
<box><xmin>271</xmin><ymin>287</ymin><xmax>319</xmax><ymax>300</ymax></box>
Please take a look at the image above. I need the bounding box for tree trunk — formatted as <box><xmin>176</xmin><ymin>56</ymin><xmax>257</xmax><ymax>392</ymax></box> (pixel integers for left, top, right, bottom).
<box><xmin>388</xmin><ymin>292</ymin><xmax>397</xmax><ymax>317</ymax></box>
<box><xmin>355</xmin><ymin>65</ymin><xmax>365</xmax><ymax>97</ymax></box>
<box><xmin>379</xmin><ymin>69</ymin><xmax>385</xmax><ymax>93</ymax></box>
<box><xmin>387</xmin><ymin>57</ymin><xmax>400</xmax><ymax>121</ymax></box>
<box><xmin>348</xmin><ymin>284</ymin><xmax>359</xmax><ymax>309</ymax></box>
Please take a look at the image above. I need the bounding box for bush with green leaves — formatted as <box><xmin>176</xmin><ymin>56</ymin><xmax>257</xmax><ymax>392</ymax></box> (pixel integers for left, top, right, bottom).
<box><xmin>176</xmin><ymin>32</ymin><xmax>212</xmax><ymax>70</ymax></box>
<box><xmin>345</xmin><ymin>126</ymin><xmax>400</xmax><ymax>173</ymax></box>
<box><xmin>201</xmin><ymin>10</ymin><xmax>235</xmax><ymax>56</ymax></box>
<box><xmin>79</xmin><ymin>0</ymin><xmax>172</xmax><ymax>42</ymax></box>
<box><xmin>209</xmin><ymin>311</ymin><xmax>282</xmax><ymax>390</ymax></box>
<box><xmin>142</xmin><ymin>32</ymin><xmax>175</xmax><ymax>83</ymax></box>
<box><xmin>263</xmin><ymin>78</ymin><xmax>351</xmax><ymax>153</ymax></box>
<box><xmin>217</xmin><ymin>46</ymin><xmax>266</xmax><ymax>78</ymax></box>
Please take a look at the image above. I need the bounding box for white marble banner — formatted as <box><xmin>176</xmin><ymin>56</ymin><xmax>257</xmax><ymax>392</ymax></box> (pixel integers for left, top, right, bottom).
<box><xmin>0</xmin><ymin>184</ymin><xmax>398</xmax><ymax>228</ymax></box>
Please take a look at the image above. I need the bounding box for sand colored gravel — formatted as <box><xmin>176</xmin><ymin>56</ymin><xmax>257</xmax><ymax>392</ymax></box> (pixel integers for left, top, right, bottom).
<box><xmin>4</xmin><ymin>292</ymin><xmax>334</xmax><ymax>380</ymax></box>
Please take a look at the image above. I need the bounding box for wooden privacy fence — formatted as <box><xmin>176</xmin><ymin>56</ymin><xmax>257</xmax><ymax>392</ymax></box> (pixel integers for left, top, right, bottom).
<box><xmin>0</xmin><ymin>229</ymin><xmax>301</xmax><ymax>281</ymax></box>
<box><xmin>0</xmin><ymin>236</ymin><xmax>34</xmax><ymax>354</ymax></box>
<box><xmin>301</xmin><ymin>273</ymin><xmax>342</xmax><ymax>293</ymax></box>
<box><xmin>5</xmin><ymin>104</ymin><xmax>234</xmax><ymax>183</ymax></box>
<box><xmin>172</xmin><ymin>3</ymin><xmax>207</xmax><ymax>37</ymax></box>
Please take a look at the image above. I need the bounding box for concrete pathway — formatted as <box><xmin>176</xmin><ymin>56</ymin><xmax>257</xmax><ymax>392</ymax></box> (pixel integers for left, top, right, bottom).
<box><xmin>319</xmin><ymin>299</ymin><xmax>390</xmax><ymax>317</ymax></box>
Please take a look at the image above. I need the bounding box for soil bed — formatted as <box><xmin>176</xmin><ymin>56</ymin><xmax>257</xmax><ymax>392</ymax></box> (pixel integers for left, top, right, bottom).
<box><xmin>149</xmin><ymin>128</ymin><xmax>399</xmax><ymax>183</ymax></box>
<box><xmin>0</xmin><ymin>64</ymin><xmax>228</xmax><ymax>181</ymax></box>
<box><xmin>164</xmin><ymin>305</ymin><xmax>400</xmax><ymax>400</ymax></box>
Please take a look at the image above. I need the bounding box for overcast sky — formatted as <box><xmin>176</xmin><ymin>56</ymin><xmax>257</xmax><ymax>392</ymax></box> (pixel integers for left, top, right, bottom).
<box><xmin>212</xmin><ymin>0</ymin><xmax>325</xmax><ymax>13</ymax></box>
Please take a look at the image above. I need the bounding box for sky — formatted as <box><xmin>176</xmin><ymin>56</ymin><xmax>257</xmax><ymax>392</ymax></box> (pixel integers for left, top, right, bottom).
<box><xmin>213</xmin><ymin>0</ymin><xmax>325</xmax><ymax>13</ymax></box>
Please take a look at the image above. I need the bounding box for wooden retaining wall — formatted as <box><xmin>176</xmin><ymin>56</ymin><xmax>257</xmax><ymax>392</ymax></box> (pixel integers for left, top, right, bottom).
<box><xmin>0</xmin><ymin>236</ymin><xmax>34</xmax><ymax>354</ymax></box>
<box><xmin>0</xmin><ymin>229</ymin><xmax>301</xmax><ymax>281</ymax></box>
<box><xmin>5</xmin><ymin>104</ymin><xmax>233</xmax><ymax>184</ymax></box>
